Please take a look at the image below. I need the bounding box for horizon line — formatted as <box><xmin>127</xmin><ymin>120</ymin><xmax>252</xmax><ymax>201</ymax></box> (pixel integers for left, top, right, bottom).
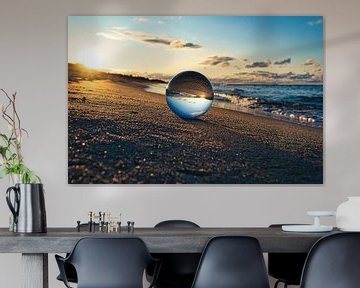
<box><xmin>68</xmin><ymin>62</ymin><xmax>323</xmax><ymax>86</ymax></box>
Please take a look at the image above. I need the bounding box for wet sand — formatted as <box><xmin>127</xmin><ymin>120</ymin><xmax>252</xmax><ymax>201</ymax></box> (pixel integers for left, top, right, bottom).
<box><xmin>68</xmin><ymin>79</ymin><xmax>323</xmax><ymax>184</ymax></box>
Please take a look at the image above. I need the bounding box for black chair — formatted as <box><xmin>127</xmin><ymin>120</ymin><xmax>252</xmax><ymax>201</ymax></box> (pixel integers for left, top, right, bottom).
<box><xmin>268</xmin><ymin>224</ymin><xmax>308</xmax><ymax>288</ymax></box>
<box><xmin>56</xmin><ymin>223</ymin><xmax>99</xmax><ymax>284</ymax></box>
<box><xmin>300</xmin><ymin>232</ymin><xmax>360</xmax><ymax>288</ymax></box>
<box><xmin>56</xmin><ymin>262</ymin><xmax>77</xmax><ymax>284</ymax></box>
<box><xmin>154</xmin><ymin>220</ymin><xmax>200</xmax><ymax>229</ymax></box>
<box><xmin>55</xmin><ymin>237</ymin><xmax>160</xmax><ymax>288</ymax></box>
<box><xmin>147</xmin><ymin>220</ymin><xmax>201</xmax><ymax>288</ymax></box>
<box><xmin>191</xmin><ymin>236</ymin><xmax>270</xmax><ymax>288</ymax></box>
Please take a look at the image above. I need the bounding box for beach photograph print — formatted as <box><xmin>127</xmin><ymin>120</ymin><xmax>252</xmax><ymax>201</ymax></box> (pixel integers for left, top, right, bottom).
<box><xmin>68</xmin><ymin>16</ymin><xmax>323</xmax><ymax>184</ymax></box>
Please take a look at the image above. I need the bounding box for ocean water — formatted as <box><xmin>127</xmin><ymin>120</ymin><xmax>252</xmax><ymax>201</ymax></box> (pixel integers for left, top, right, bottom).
<box><xmin>146</xmin><ymin>83</ymin><xmax>323</xmax><ymax>127</ymax></box>
<box><xmin>166</xmin><ymin>92</ymin><xmax>213</xmax><ymax>119</ymax></box>
<box><xmin>213</xmin><ymin>84</ymin><xmax>323</xmax><ymax>127</ymax></box>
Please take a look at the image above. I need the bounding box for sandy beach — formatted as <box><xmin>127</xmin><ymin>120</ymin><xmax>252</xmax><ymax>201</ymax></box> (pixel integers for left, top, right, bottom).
<box><xmin>68</xmin><ymin>77</ymin><xmax>323</xmax><ymax>184</ymax></box>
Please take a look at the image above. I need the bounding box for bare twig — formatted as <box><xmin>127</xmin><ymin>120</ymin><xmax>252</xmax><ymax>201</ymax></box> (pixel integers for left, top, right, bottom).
<box><xmin>0</xmin><ymin>89</ymin><xmax>23</xmax><ymax>168</ymax></box>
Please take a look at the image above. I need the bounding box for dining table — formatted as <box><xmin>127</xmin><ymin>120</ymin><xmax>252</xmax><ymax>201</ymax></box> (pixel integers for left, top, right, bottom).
<box><xmin>0</xmin><ymin>226</ymin><xmax>339</xmax><ymax>288</ymax></box>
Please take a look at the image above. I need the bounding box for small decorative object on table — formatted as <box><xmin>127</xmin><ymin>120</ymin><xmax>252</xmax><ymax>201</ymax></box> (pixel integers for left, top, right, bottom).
<box><xmin>0</xmin><ymin>89</ymin><xmax>46</xmax><ymax>233</ymax></box>
<box><xmin>77</xmin><ymin>211</ymin><xmax>122</xmax><ymax>232</ymax></box>
<box><xmin>282</xmin><ymin>211</ymin><xmax>336</xmax><ymax>232</ymax></box>
<box><xmin>336</xmin><ymin>197</ymin><xmax>360</xmax><ymax>231</ymax></box>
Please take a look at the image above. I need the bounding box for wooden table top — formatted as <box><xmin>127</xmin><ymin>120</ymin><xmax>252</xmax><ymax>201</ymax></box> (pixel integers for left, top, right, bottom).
<box><xmin>0</xmin><ymin>227</ymin><xmax>339</xmax><ymax>253</ymax></box>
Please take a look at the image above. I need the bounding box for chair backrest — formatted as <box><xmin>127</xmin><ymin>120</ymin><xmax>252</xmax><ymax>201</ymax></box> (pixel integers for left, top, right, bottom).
<box><xmin>67</xmin><ymin>237</ymin><xmax>153</xmax><ymax>288</ymax></box>
<box><xmin>155</xmin><ymin>220</ymin><xmax>200</xmax><ymax>228</ymax></box>
<box><xmin>300</xmin><ymin>232</ymin><xmax>360</xmax><ymax>288</ymax></box>
<box><xmin>152</xmin><ymin>220</ymin><xmax>201</xmax><ymax>284</ymax></box>
<box><xmin>268</xmin><ymin>224</ymin><xmax>308</xmax><ymax>285</ymax></box>
<box><xmin>191</xmin><ymin>236</ymin><xmax>270</xmax><ymax>288</ymax></box>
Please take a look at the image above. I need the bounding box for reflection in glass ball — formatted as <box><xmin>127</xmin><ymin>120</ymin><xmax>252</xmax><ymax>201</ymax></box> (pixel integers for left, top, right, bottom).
<box><xmin>166</xmin><ymin>71</ymin><xmax>214</xmax><ymax>119</ymax></box>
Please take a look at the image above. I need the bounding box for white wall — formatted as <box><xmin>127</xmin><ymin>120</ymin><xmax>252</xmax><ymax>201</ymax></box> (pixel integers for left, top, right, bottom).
<box><xmin>0</xmin><ymin>0</ymin><xmax>360</xmax><ymax>287</ymax></box>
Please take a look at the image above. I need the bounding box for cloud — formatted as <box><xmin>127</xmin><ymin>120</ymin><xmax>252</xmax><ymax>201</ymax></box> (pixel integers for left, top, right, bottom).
<box><xmin>229</xmin><ymin>70</ymin><xmax>319</xmax><ymax>83</ymax></box>
<box><xmin>111</xmin><ymin>26</ymin><xmax>128</xmax><ymax>30</ymax></box>
<box><xmin>257</xmin><ymin>71</ymin><xmax>289</xmax><ymax>78</ymax></box>
<box><xmin>245</xmin><ymin>60</ymin><xmax>271</xmax><ymax>68</ymax></box>
<box><xmin>165</xmin><ymin>16</ymin><xmax>183</xmax><ymax>20</ymax></box>
<box><xmin>288</xmin><ymin>72</ymin><xmax>315</xmax><ymax>80</ymax></box>
<box><xmin>274</xmin><ymin>58</ymin><xmax>291</xmax><ymax>65</ymax></box>
<box><xmin>133</xmin><ymin>17</ymin><xmax>165</xmax><ymax>25</ymax></box>
<box><xmin>97</xmin><ymin>28</ymin><xmax>201</xmax><ymax>49</ymax></box>
<box><xmin>170</xmin><ymin>40</ymin><xmax>201</xmax><ymax>49</ymax></box>
<box><xmin>144</xmin><ymin>38</ymin><xmax>171</xmax><ymax>45</ymax></box>
<box><xmin>308</xmin><ymin>19</ymin><xmax>323</xmax><ymax>26</ymax></box>
<box><xmin>249</xmin><ymin>71</ymin><xmax>297</xmax><ymax>79</ymax></box>
<box><xmin>96</xmin><ymin>32</ymin><xmax>122</xmax><ymax>41</ymax></box>
<box><xmin>133</xmin><ymin>17</ymin><xmax>148</xmax><ymax>22</ymax></box>
<box><xmin>200</xmin><ymin>56</ymin><xmax>235</xmax><ymax>67</ymax></box>
<box><xmin>304</xmin><ymin>59</ymin><xmax>320</xmax><ymax>66</ymax></box>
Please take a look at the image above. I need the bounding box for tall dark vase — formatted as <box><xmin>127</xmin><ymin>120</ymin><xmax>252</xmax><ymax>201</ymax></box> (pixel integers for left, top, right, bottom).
<box><xmin>6</xmin><ymin>183</ymin><xmax>47</xmax><ymax>233</ymax></box>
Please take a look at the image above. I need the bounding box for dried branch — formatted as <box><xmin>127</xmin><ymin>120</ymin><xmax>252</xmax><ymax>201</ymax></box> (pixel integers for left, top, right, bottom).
<box><xmin>0</xmin><ymin>89</ymin><xmax>40</xmax><ymax>183</ymax></box>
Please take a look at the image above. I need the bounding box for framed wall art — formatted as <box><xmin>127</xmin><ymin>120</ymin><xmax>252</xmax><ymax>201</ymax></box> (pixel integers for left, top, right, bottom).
<box><xmin>68</xmin><ymin>16</ymin><xmax>323</xmax><ymax>184</ymax></box>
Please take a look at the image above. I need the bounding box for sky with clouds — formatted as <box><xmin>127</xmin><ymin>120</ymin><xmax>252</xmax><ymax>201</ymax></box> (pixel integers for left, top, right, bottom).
<box><xmin>68</xmin><ymin>16</ymin><xmax>323</xmax><ymax>84</ymax></box>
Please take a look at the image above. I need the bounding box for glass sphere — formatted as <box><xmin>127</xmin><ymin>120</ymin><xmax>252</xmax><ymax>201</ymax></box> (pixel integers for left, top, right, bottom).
<box><xmin>166</xmin><ymin>71</ymin><xmax>214</xmax><ymax>119</ymax></box>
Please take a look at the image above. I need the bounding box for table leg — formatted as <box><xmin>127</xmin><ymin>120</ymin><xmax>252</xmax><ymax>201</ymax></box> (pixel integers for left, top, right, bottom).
<box><xmin>22</xmin><ymin>253</ymin><xmax>48</xmax><ymax>288</ymax></box>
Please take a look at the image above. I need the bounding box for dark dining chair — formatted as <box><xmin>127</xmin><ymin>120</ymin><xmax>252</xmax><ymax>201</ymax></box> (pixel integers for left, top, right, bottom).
<box><xmin>56</xmin><ymin>262</ymin><xmax>77</xmax><ymax>284</ymax></box>
<box><xmin>300</xmin><ymin>232</ymin><xmax>360</xmax><ymax>288</ymax></box>
<box><xmin>56</xmin><ymin>223</ymin><xmax>99</xmax><ymax>284</ymax></box>
<box><xmin>191</xmin><ymin>236</ymin><xmax>270</xmax><ymax>288</ymax></box>
<box><xmin>268</xmin><ymin>224</ymin><xmax>308</xmax><ymax>288</ymax></box>
<box><xmin>147</xmin><ymin>220</ymin><xmax>201</xmax><ymax>288</ymax></box>
<box><xmin>55</xmin><ymin>237</ymin><xmax>160</xmax><ymax>288</ymax></box>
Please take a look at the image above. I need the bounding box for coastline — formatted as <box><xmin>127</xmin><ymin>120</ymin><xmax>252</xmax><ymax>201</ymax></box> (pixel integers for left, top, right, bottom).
<box><xmin>68</xmin><ymin>79</ymin><xmax>323</xmax><ymax>184</ymax></box>
<box><xmin>146</xmin><ymin>82</ymin><xmax>323</xmax><ymax>128</ymax></box>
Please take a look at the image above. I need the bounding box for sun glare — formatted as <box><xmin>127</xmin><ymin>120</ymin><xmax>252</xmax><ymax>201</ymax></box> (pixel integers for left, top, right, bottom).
<box><xmin>76</xmin><ymin>48</ymin><xmax>105</xmax><ymax>69</ymax></box>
